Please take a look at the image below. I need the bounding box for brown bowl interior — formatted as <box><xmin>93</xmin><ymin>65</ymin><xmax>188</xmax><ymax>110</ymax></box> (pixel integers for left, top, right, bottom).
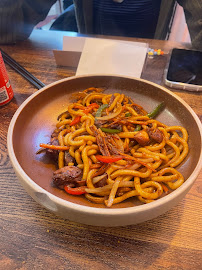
<box><xmin>12</xmin><ymin>76</ymin><xmax>201</xmax><ymax>208</ymax></box>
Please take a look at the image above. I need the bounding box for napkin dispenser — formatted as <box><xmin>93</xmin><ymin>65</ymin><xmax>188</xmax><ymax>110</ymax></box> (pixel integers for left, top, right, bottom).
<box><xmin>53</xmin><ymin>36</ymin><xmax>85</xmax><ymax>67</ymax></box>
<box><xmin>53</xmin><ymin>36</ymin><xmax>148</xmax><ymax>78</ymax></box>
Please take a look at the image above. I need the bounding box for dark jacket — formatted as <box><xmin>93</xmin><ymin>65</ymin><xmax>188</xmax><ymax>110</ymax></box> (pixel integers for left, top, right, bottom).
<box><xmin>74</xmin><ymin>0</ymin><xmax>202</xmax><ymax>50</ymax></box>
<box><xmin>0</xmin><ymin>0</ymin><xmax>201</xmax><ymax>49</ymax></box>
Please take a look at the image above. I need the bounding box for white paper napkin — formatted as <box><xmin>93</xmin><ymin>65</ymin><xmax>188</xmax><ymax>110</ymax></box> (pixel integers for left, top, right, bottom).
<box><xmin>76</xmin><ymin>38</ymin><xmax>148</xmax><ymax>78</ymax></box>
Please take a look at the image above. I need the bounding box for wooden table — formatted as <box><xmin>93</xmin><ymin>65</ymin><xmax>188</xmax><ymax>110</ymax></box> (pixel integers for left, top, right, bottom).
<box><xmin>0</xmin><ymin>30</ymin><xmax>201</xmax><ymax>270</ymax></box>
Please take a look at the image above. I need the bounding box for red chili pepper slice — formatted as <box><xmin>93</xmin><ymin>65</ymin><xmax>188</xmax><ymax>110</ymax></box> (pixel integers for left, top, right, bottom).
<box><xmin>95</xmin><ymin>155</ymin><xmax>123</xmax><ymax>163</ymax></box>
<box><xmin>64</xmin><ymin>185</ymin><xmax>86</xmax><ymax>195</ymax></box>
<box><xmin>83</xmin><ymin>103</ymin><xmax>99</xmax><ymax>114</ymax></box>
<box><xmin>70</xmin><ymin>116</ymin><xmax>81</xmax><ymax>126</ymax></box>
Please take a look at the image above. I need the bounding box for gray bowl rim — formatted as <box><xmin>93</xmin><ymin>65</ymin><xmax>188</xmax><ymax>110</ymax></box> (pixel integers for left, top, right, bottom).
<box><xmin>7</xmin><ymin>74</ymin><xmax>202</xmax><ymax>216</ymax></box>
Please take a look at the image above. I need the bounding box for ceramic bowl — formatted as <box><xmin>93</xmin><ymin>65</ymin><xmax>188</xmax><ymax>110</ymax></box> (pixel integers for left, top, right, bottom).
<box><xmin>7</xmin><ymin>75</ymin><xmax>202</xmax><ymax>226</ymax></box>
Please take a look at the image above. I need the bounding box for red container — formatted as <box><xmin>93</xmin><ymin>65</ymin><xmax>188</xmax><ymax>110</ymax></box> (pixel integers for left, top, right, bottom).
<box><xmin>0</xmin><ymin>52</ymin><xmax>14</xmax><ymax>106</ymax></box>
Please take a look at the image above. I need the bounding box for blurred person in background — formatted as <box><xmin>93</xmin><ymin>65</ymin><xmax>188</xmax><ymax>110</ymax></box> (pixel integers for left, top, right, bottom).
<box><xmin>50</xmin><ymin>0</ymin><xmax>78</xmax><ymax>31</ymax></box>
<box><xmin>0</xmin><ymin>0</ymin><xmax>201</xmax><ymax>50</ymax></box>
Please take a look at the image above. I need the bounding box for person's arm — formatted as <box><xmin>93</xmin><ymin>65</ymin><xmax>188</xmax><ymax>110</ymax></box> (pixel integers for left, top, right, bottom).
<box><xmin>177</xmin><ymin>0</ymin><xmax>202</xmax><ymax>50</ymax></box>
<box><xmin>0</xmin><ymin>0</ymin><xmax>57</xmax><ymax>44</ymax></box>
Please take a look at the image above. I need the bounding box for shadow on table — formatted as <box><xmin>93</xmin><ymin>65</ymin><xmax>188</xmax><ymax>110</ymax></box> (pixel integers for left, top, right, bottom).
<box><xmin>1</xmin><ymin>189</ymin><xmax>188</xmax><ymax>269</ymax></box>
<box><xmin>31</xmin><ymin>200</ymin><xmax>185</xmax><ymax>268</ymax></box>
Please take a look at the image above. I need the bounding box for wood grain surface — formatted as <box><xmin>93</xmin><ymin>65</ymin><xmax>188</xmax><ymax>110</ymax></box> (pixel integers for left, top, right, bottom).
<box><xmin>0</xmin><ymin>30</ymin><xmax>201</xmax><ymax>270</ymax></box>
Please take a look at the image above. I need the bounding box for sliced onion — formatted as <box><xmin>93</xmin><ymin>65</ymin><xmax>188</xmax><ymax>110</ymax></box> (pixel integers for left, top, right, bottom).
<box><xmin>36</xmin><ymin>147</ymin><xmax>46</xmax><ymax>154</ymax></box>
<box><xmin>96</xmin><ymin>103</ymin><xmax>122</xmax><ymax>121</ymax></box>
<box><xmin>92</xmin><ymin>173</ymin><xmax>108</xmax><ymax>184</ymax></box>
<box><xmin>112</xmin><ymin>134</ymin><xmax>124</xmax><ymax>152</ymax></box>
<box><xmin>126</xmin><ymin>163</ymin><xmax>141</xmax><ymax>170</ymax></box>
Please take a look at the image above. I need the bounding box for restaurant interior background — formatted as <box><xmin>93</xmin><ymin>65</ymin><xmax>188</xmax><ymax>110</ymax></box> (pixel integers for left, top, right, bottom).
<box><xmin>1</xmin><ymin>1</ymin><xmax>201</xmax><ymax>269</ymax></box>
<box><xmin>35</xmin><ymin>0</ymin><xmax>191</xmax><ymax>44</ymax></box>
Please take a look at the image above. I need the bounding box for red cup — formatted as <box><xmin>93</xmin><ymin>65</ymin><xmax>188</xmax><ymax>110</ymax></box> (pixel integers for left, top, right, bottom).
<box><xmin>0</xmin><ymin>52</ymin><xmax>14</xmax><ymax>106</ymax></box>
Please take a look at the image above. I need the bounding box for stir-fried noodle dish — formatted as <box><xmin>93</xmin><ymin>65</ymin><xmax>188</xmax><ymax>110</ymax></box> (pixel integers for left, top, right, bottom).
<box><xmin>38</xmin><ymin>88</ymin><xmax>189</xmax><ymax>207</ymax></box>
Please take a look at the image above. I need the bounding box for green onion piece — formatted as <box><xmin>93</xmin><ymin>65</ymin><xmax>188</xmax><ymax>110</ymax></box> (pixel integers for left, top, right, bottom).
<box><xmin>100</xmin><ymin>127</ymin><xmax>121</xmax><ymax>134</ymax></box>
<box><xmin>147</xmin><ymin>102</ymin><xmax>164</xmax><ymax>119</ymax></box>
<box><xmin>95</xmin><ymin>104</ymin><xmax>109</xmax><ymax>118</ymax></box>
<box><xmin>134</xmin><ymin>125</ymin><xmax>141</xmax><ymax>131</ymax></box>
<box><xmin>125</xmin><ymin>112</ymin><xmax>131</xmax><ymax>117</ymax></box>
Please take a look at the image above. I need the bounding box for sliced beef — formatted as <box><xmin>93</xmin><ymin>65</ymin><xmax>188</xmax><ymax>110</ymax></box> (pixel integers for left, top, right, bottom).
<box><xmin>94</xmin><ymin>119</ymin><xmax>108</xmax><ymax>128</ymax></box>
<box><xmin>132</xmin><ymin>104</ymin><xmax>144</xmax><ymax>115</ymax></box>
<box><xmin>90</xmin><ymin>125</ymin><xmax>110</xmax><ymax>156</ymax></box>
<box><xmin>94</xmin><ymin>174</ymin><xmax>108</xmax><ymax>188</ymax></box>
<box><xmin>64</xmin><ymin>151</ymin><xmax>75</xmax><ymax>166</ymax></box>
<box><xmin>53</xmin><ymin>166</ymin><xmax>82</xmax><ymax>189</ymax></box>
<box><xmin>46</xmin><ymin>138</ymin><xmax>59</xmax><ymax>162</ymax></box>
<box><xmin>57</xmin><ymin>110</ymin><xmax>71</xmax><ymax>121</ymax></box>
<box><xmin>107</xmin><ymin>123</ymin><xmax>122</xmax><ymax>130</ymax></box>
<box><xmin>147</xmin><ymin>128</ymin><xmax>163</xmax><ymax>143</ymax></box>
<box><xmin>94</xmin><ymin>119</ymin><xmax>122</xmax><ymax>130</ymax></box>
<box><xmin>108</xmin><ymin>94</ymin><xmax>115</xmax><ymax>107</ymax></box>
<box><xmin>51</xmin><ymin>132</ymin><xmax>59</xmax><ymax>138</ymax></box>
<box><xmin>106</xmin><ymin>141</ymin><xmax>120</xmax><ymax>155</ymax></box>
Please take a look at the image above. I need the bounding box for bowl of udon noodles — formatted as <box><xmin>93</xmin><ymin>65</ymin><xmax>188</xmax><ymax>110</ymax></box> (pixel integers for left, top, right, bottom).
<box><xmin>7</xmin><ymin>75</ymin><xmax>202</xmax><ymax>226</ymax></box>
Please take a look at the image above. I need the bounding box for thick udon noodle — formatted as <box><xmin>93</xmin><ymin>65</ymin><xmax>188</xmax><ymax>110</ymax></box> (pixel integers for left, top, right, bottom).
<box><xmin>43</xmin><ymin>88</ymin><xmax>189</xmax><ymax>207</ymax></box>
